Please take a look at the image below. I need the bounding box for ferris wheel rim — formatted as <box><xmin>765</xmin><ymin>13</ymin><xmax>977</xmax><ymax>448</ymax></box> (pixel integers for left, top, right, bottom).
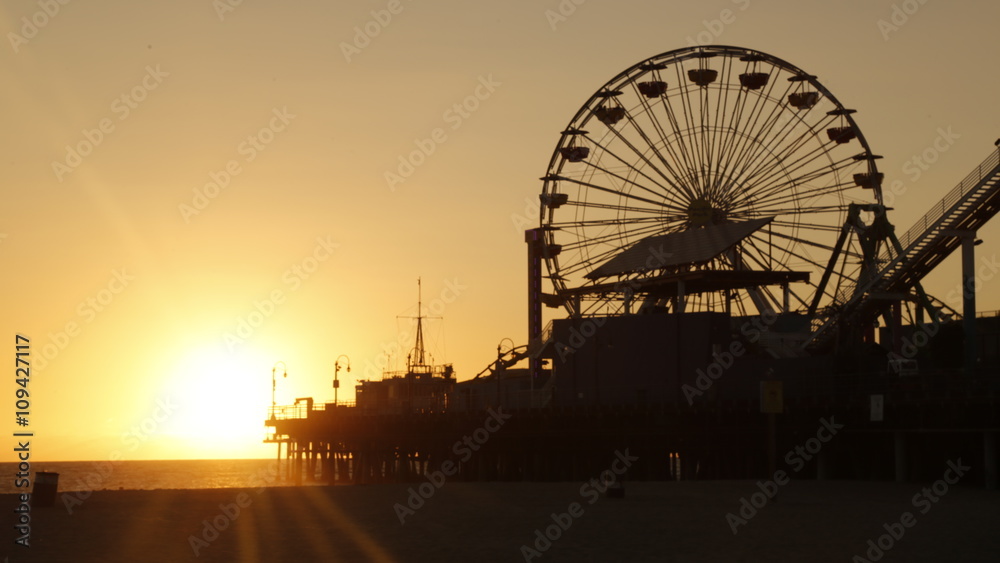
<box><xmin>540</xmin><ymin>45</ymin><xmax>885</xmax><ymax>318</ymax></box>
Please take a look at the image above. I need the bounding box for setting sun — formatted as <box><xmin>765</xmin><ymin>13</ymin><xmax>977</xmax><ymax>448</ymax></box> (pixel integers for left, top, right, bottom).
<box><xmin>157</xmin><ymin>345</ymin><xmax>278</xmax><ymax>459</ymax></box>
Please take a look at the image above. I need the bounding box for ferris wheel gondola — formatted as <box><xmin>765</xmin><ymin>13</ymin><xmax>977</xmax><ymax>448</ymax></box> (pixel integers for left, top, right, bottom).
<box><xmin>540</xmin><ymin>45</ymin><xmax>886</xmax><ymax>319</ymax></box>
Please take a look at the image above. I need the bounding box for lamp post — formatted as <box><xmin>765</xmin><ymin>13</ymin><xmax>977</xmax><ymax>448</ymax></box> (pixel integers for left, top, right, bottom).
<box><xmin>497</xmin><ymin>338</ymin><xmax>514</xmax><ymax>407</ymax></box>
<box><xmin>271</xmin><ymin>361</ymin><xmax>287</xmax><ymax>414</ymax></box>
<box><xmin>334</xmin><ymin>355</ymin><xmax>351</xmax><ymax>406</ymax></box>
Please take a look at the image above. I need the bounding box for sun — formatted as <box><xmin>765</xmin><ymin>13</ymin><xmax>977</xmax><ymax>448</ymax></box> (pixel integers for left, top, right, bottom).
<box><xmin>158</xmin><ymin>344</ymin><xmax>277</xmax><ymax>458</ymax></box>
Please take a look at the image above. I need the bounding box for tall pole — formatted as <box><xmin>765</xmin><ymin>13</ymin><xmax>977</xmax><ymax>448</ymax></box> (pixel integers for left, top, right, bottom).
<box><xmin>271</xmin><ymin>361</ymin><xmax>287</xmax><ymax>411</ymax></box>
<box><xmin>414</xmin><ymin>278</ymin><xmax>425</xmax><ymax>367</ymax></box>
<box><xmin>961</xmin><ymin>234</ymin><xmax>979</xmax><ymax>374</ymax></box>
<box><xmin>526</xmin><ymin>229</ymin><xmax>544</xmax><ymax>403</ymax></box>
<box><xmin>334</xmin><ymin>355</ymin><xmax>351</xmax><ymax>406</ymax></box>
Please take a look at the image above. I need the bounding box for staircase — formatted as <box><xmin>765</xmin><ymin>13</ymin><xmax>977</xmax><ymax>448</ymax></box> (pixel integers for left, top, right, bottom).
<box><xmin>807</xmin><ymin>147</ymin><xmax>1000</xmax><ymax>349</ymax></box>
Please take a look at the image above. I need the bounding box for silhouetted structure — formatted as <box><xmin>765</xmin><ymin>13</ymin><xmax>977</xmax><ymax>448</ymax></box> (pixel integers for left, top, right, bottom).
<box><xmin>266</xmin><ymin>46</ymin><xmax>1000</xmax><ymax>489</ymax></box>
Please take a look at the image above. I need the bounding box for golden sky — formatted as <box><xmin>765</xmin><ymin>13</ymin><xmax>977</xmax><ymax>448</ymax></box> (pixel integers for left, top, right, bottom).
<box><xmin>2</xmin><ymin>0</ymin><xmax>998</xmax><ymax>461</ymax></box>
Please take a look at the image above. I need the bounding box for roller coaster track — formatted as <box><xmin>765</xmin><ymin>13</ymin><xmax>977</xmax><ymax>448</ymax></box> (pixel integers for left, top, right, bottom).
<box><xmin>806</xmin><ymin>147</ymin><xmax>1000</xmax><ymax>350</ymax></box>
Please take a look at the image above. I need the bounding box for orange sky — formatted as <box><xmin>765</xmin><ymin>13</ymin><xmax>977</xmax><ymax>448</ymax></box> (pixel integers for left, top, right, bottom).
<box><xmin>2</xmin><ymin>1</ymin><xmax>998</xmax><ymax>461</ymax></box>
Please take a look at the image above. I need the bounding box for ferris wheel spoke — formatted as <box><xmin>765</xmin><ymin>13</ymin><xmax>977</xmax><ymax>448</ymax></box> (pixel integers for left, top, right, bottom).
<box><xmin>748</xmin><ymin>184</ymin><xmax>854</xmax><ymax>214</ymax></box>
<box><xmin>541</xmin><ymin>46</ymin><xmax>882</xmax><ymax>318</ymax></box>
<box><xmin>720</xmin><ymin>79</ymin><xmax>799</xmax><ymax>192</ymax></box>
<box><xmin>675</xmin><ymin>65</ymin><xmax>709</xmax><ymax>193</ymax></box>
<box><xmin>560</xmin><ymin>220</ymin><xmax>670</xmax><ymax>255</ymax></box>
<box><xmin>617</xmin><ymin>94</ymin><xmax>699</xmax><ymax>201</ymax></box>
<box><xmin>736</xmin><ymin>95</ymin><xmax>834</xmax><ymax>178</ymax></box>
<box><xmin>559</xmin><ymin>234</ymin><xmax>669</xmax><ymax>278</ymax></box>
<box><xmin>734</xmin><ymin>112</ymin><xmax>840</xmax><ymax>192</ymax></box>
<box><xmin>555</xmin><ymin>175</ymin><xmax>672</xmax><ymax>210</ymax></box>
<box><xmin>580</xmin><ymin>135</ymin><xmax>693</xmax><ymax>206</ymax></box>
<box><xmin>732</xmin><ymin>116</ymin><xmax>837</xmax><ymax>192</ymax></box>
<box><xmin>582</xmin><ymin>132</ymin><xmax>695</xmax><ymax>203</ymax></box>
<box><xmin>767</xmin><ymin>220</ymin><xmax>843</xmax><ymax>233</ymax></box>
<box><xmin>714</xmin><ymin>77</ymin><xmax>757</xmax><ymax>199</ymax></box>
<box><xmin>746</xmin><ymin>232</ymin><xmax>833</xmax><ymax>272</ymax></box>
<box><xmin>718</xmin><ymin>79</ymin><xmax>784</xmax><ymax>195</ymax></box>
<box><xmin>563</xmin><ymin>224</ymin><xmax>679</xmax><ymax>261</ymax></box>
<box><xmin>711</xmin><ymin>62</ymin><xmax>760</xmax><ymax>199</ymax></box>
<box><xmin>698</xmin><ymin>75</ymin><xmax>715</xmax><ymax>190</ymax></box>
<box><xmin>548</xmin><ymin>215</ymin><xmax>680</xmax><ymax>229</ymax></box>
<box><xmin>753</xmin><ymin>171</ymin><xmax>855</xmax><ymax>204</ymax></box>
<box><xmin>561</xmin><ymin>199</ymin><xmax>687</xmax><ymax>216</ymax></box>
<box><xmin>746</xmin><ymin>161</ymin><xmax>855</xmax><ymax>209</ymax></box>
<box><xmin>763</xmin><ymin>227</ymin><xmax>864</xmax><ymax>259</ymax></box>
<box><xmin>703</xmin><ymin>63</ymin><xmax>727</xmax><ymax>192</ymax></box>
<box><xmin>727</xmin><ymin>204</ymin><xmax>845</xmax><ymax>219</ymax></box>
<box><xmin>714</xmin><ymin>74</ymin><xmax>774</xmax><ymax>184</ymax></box>
<box><xmin>659</xmin><ymin>90</ymin><xmax>700</xmax><ymax>177</ymax></box>
<box><xmin>587</xmin><ymin>118</ymin><xmax>683</xmax><ymax>191</ymax></box>
<box><xmin>631</xmin><ymin>90</ymin><xmax>699</xmax><ymax>194</ymax></box>
<box><xmin>740</xmin><ymin>147</ymin><xmax>851</xmax><ymax>205</ymax></box>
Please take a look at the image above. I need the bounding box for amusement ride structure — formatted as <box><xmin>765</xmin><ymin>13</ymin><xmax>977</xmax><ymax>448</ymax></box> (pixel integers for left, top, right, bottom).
<box><xmin>528</xmin><ymin>45</ymin><xmax>1000</xmax><ymax>364</ymax></box>
<box><xmin>267</xmin><ymin>46</ymin><xmax>1000</xmax><ymax>487</ymax></box>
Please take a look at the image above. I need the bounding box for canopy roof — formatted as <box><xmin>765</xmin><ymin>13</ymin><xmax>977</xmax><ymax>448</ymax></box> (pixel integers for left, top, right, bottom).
<box><xmin>586</xmin><ymin>217</ymin><xmax>774</xmax><ymax>279</ymax></box>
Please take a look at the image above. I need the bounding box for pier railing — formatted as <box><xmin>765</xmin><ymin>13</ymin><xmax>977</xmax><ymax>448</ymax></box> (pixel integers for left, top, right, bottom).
<box><xmin>268</xmin><ymin>400</ymin><xmax>356</xmax><ymax>421</ymax></box>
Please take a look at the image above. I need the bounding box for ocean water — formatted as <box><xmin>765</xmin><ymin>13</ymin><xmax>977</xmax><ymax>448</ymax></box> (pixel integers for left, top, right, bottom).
<box><xmin>0</xmin><ymin>459</ymin><xmax>312</xmax><ymax>494</ymax></box>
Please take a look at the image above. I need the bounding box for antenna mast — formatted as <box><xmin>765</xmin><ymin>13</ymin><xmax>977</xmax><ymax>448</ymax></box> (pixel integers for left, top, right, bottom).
<box><xmin>413</xmin><ymin>277</ymin><xmax>426</xmax><ymax>367</ymax></box>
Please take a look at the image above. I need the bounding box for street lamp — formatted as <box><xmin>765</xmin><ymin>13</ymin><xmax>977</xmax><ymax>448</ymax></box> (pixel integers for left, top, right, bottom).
<box><xmin>334</xmin><ymin>355</ymin><xmax>351</xmax><ymax>406</ymax></box>
<box><xmin>497</xmin><ymin>338</ymin><xmax>515</xmax><ymax>406</ymax></box>
<box><xmin>271</xmin><ymin>361</ymin><xmax>287</xmax><ymax>413</ymax></box>
<box><xmin>497</xmin><ymin>337</ymin><xmax>515</xmax><ymax>356</ymax></box>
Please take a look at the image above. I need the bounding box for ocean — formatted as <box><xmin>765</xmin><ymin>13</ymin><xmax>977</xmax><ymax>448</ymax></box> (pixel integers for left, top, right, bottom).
<box><xmin>0</xmin><ymin>459</ymin><xmax>312</xmax><ymax>495</ymax></box>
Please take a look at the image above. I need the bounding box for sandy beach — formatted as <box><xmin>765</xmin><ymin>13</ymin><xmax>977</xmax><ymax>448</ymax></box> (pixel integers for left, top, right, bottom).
<box><xmin>3</xmin><ymin>480</ymin><xmax>999</xmax><ymax>562</ymax></box>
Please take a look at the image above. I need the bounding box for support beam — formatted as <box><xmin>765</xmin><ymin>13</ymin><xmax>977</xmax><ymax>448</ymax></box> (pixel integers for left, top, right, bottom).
<box><xmin>676</xmin><ymin>280</ymin><xmax>686</xmax><ymax>313</ymax></box>
<box><xmin>961</xmin><ymin>234</ymin><xmax>978</xmax><ymax>374</ymax></box>
<box><xmin>525</xmin><ymin>228</ymin><xmax>545</xmax><ymax>397</ymax></box>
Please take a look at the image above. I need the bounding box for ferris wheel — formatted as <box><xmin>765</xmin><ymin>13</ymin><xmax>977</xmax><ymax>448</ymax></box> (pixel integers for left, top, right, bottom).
<box><xmin>540</xmin><ymin>45</ymin><xmax>886</xmax><ymax>319</ymax></box>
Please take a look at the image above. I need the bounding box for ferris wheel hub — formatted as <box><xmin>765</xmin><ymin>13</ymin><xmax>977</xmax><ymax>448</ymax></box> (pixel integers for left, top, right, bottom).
<box><xmin>540</xmin><ymin>45</ymin><xmax>885</xmax><ymax>318</ymax></box>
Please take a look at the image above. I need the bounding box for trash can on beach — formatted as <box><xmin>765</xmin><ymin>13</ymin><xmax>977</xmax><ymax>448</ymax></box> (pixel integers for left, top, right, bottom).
<box><xmin>33</xmin><ymin>472</ymin><xmax>59</xmax><ymax>507</ymax></box>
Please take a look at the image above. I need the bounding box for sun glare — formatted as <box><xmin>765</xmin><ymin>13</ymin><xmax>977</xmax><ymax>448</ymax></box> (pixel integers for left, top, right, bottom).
<box><xmin>160</xmin><ymin>344</ymin><xmax>276</xmax><ymax>457</ymax></box>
